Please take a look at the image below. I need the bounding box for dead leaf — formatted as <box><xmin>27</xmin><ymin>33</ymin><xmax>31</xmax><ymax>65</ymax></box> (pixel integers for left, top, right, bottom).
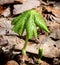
<box><xmin>0</xmin><ymin>6</ymin><xmax>4</xmax><ymax>14</ymax></box>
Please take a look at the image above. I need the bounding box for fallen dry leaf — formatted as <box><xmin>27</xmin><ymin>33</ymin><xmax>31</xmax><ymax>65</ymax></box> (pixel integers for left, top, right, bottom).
<box><xmin>44</xmin><ymin>6</ymin><xmax>60</xmax><ymax>18</ymax></box>
<box><xmin>0</xmin><ymin>6</ymin><xmax>4</xmax><ymax>14</ymax></box>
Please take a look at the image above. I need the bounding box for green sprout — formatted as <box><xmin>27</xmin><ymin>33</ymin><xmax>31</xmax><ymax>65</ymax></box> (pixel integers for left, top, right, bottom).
<box><xmin>11</xmin><ymin>9</ymin><xmax>50</xmax><ymax>55</ymax></box>
<box><xmin>38</xmin><ymin>48</ymin><xmax>43</xmax><ymax>64</ymax></box>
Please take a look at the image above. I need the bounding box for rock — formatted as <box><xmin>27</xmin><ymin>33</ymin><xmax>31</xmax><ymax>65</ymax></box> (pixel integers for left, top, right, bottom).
<box><xmin>46</xmin><ymin>21</ymin><xmax>60</xmax><ymax>32</ymax></box>
<box><xmin>49</xmin><ymin>30</ymin><xmax>60</xmax><ymax>39</ymax></box>
<box><xmin>40</xmin><ymin>30</ymin><xmax>60</xmax><ymax>58</ymax></box>
<box><xmin>55</xmin><ymin>40</ymin><xmax>60</xmax><ymax>49</ymax></box>
<box><xmin>40</xmin><ymin>37</ymin><xmax>60</xmax><ymax>58</ymax></box>
<box><xmin>5</xmin><ymin>60</ymin><xmax>19</xmax><ymax>65</ymax></box>
<box><xmin>13</xmin><ymin>0</ymin><xmax>40</xmax><ymax>15</ymax></box>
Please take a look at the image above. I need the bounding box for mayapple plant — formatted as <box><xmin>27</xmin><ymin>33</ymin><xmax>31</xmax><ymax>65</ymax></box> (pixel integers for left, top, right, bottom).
<box><xmin>11</xmin><ymin>9</ymin><xmax>50</xmax><ymax>55</ymax></box>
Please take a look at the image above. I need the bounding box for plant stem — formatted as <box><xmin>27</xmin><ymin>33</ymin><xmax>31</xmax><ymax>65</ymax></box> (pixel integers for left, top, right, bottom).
<box><xmin>38</xmin><ymin>59</ymin><xmax>41</xmax><ymax>65</ymax></box>
<box><xmin>22</xmin><ymin>35</ymin><xmax>28</xmax><ymax>55</ymax></box>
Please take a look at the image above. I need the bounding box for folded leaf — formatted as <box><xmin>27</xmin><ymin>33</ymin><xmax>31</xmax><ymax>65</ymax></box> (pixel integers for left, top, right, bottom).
<box><xmin>12</xmin><ymin>9</ymin><xmax>50</xmax><ymax>39</ymax></box>
<box><xmin>25</xmin><ymin>14</ymin><xmax>34</xmax><ymax>39</ymax></box>
<box><xmin>12</xmin><ymin>11</ymin><xmax>29</xmax><ymax>35</ymax></box>
<box><xmin>11</xmin><ymin>10</ymin><xmax>29</xmax><ymax>25</ymax></box>
<box><xmin>34</xmin><ymin>12</ymin><xmax>49</xmax><ymax>33</ymax></box>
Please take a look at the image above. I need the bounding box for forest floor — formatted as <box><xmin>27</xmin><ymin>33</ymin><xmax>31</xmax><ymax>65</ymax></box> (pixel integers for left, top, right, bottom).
<box><xmin>0</xmin><ymin>0</ymin><xmax>60</xmax><ymax>65</ymax></box>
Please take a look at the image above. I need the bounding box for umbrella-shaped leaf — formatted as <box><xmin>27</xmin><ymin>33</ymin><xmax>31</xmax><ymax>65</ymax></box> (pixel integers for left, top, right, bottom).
<box><xmin>25</xmin><ymin>13</ymin><xmax>37</xmax><ymax>39</ymax></box>
<box><xmin>34</xmin><ymin>11</ymin><xmax>49</xmax><ymax>32</ymax></box>
<box><xmin>11</xmin><ymin>10</ymin><xmax>29</xmax><ymax>25</ymax></box>
<box><xmin>12</xmin><ymin>11</ymin><xmax>29</xmax><ymax>35</ymax></box>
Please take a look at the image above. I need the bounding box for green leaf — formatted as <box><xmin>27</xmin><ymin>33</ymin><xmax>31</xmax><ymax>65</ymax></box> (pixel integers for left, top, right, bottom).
<box><xmin>11</xmin><ymin>10</ymin><xmax>29</xmax><ymax>25</ymax></box>
<box><xmin>34</xmin><ymin>11</ymin><xmax>50</xmax><ymax>33</ymax></box>
<box><xmin>25</xmin><ymin>14</ymin><xmax>37</xmax><ymax>39</ymax></box>
<box><xmin>12</xmin><ymin>9</ymin><xmax>50</xmax><ymax>39</ymax></box>
<box><xmin>12</xmin><ymin>11</ymin><xmax>29</xmax><ymax>35</ymax></box>
<box><xmin>11</xmin><ymin>15</ymin><xmax>21</xmax><ymax>25</ymax></box>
